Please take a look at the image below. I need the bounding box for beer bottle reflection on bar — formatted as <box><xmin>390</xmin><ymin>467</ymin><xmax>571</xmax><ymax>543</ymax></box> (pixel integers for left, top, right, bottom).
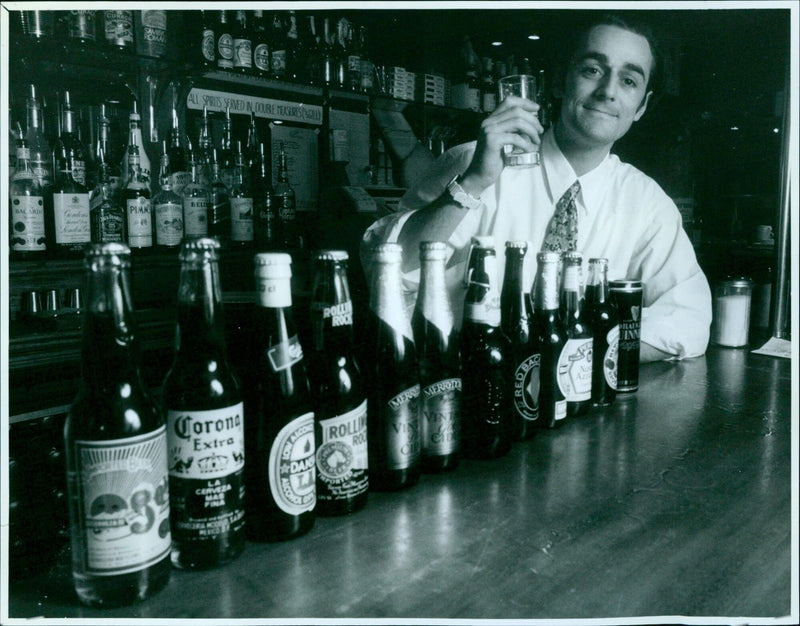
<box><xmin>65</xmin><ymin>243</ymin><xmax>171</xmax><ymax>606</ymax></box>
<box><xmin>309</xmin><ymin>250</ymin><xmax>369</xmax><ymax>515</ymax></box>
<box><xmin>501</xmin><ymin>241</ymin><xmax>541</xmax><ymax>439</ymax></box>
<box><xmin>246</xmin><ymin>253</ymin><xmax>316</xmax><ymax>540</ymax></box>
<box><xmin>585</xmin><ymin>258</ymin><xmax>618</xmax><ymax>406</ymax></box>
<box><xmin>532</xmin><ymin>251</ymin><xmax>567</xmax><ymax>427</ymax></box>
<box><xmin>460</xmin><ymin>238</ymin><xmax>513</xmax><ymax>459</ymax></box>
<box><xmin>412</xmin><ymin>242</ymin><xmax>462</xmax><ymax>473</ymax></box>
<box><xmin>558</xmin><ymin>251</ymin><xmax>593</xmax><ymax>417</ymax></box>
<box><xmin>162</xmin><ymin>238</ymin><xmax>246</xmax><ymax>569</ymax></box>
<box><xmin>366</xmin><ymin>243</ymin><xmax>421</xmax><ymax>491</ymax></box>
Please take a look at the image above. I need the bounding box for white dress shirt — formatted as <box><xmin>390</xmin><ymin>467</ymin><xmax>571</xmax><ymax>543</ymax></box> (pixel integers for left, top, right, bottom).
<box><xmin>361</xmin><ymin>128</ymin><xmax>712</xmax><ymax>360</ymax></box>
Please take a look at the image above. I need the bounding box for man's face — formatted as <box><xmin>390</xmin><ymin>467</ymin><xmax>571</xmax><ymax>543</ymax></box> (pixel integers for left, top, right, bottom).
<box><xmin>557</xmin><ymin>24</ymin><xmax>654</xmax><ymax>152</ymax></box>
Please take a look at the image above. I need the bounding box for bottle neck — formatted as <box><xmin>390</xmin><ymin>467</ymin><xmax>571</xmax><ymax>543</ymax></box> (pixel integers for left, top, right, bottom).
<box><xmin>464</xmin><ymin>251</ymin><xmax>501</xmax><ymax>327</ymax></box>
<box><xmin>26</xmin><ymin>100</ymin><xmax>43</xmax><ymax>133</ymax></box>
<box><xmin>175</xmin><ymin>258</ymin><xmax>227</xmax><ymax>357</ymax></box>
<box><xmin>370</xmin><ymin>261</ymin><xmax>412</xmax><ymax>343</ymax></box>
<box><xmin>533</xmin><ymin>261</ymin><xmax>560</xmax><ymax>312</ymax></box>
<box><xmin>312</xmin><ymin>263</ymin><xmax>355</xmax><ymax>355</ymax></box>
<box><xmin>586</xmin><ymin>265</ymin><xmax>609</xmax><ymax>304</ymax></box>
<box><xmin>61</xmin><ymin>107</ymin><xmax>77</xmax><ymax>136</ymax></box>
<box><xmin>417</xmin><ymin>256</ymin><xmax>453</xmax><ymax>332</ymax></box>
<box><xmin>560</xmin><ymin>262</ymin><xmax>583</xmax><ymax>316</ymax></box>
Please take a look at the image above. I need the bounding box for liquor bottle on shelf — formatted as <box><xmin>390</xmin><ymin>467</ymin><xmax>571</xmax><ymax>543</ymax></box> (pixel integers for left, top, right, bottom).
<box><xmin>270</xmin><ymin>11</ymin><xmax>288</xmax><ymax>79</ymax></box>
<box><xmin>182</xmin><ymin>143</ymin><xmax>210</xmax><ymax>241</ymax></box>
<box><xmin>64</xmin><ymin>242</ymin><xmax>171</xmax><ymax>607</ymax></box>
<box><xmin>585</xmin><ymin>257</ymin><xmax>619</xmax><ymax>406</ymax></box>
<box><xmin>54</xmin><ymin>90</ymin><xmax>88</xmax><ymax>188</ymax></box>
<box><xmin>167</xmin><ymin>89</ymin><xmax>191</xmax><ymax>196</ymax></box>
<box><xmin>246</xmin><ymin>253</ymin><xmax>316</xmax><ymax>541</ymax></box>
<box><xmin>301</xmin><ymin>15</ymin><xmax>322</xmax><ymax>85</ymax></box>
<box><xmin>251</xmin><ymin>10</ymin><xmax>270</xmax><ymax>78</ymax></box>
<box><xmin>216</xmin><ymin>10</ymin><xmax>234</xmax><ymax>71</ymax></box>
<box><xmin>199</xmin><ymin>10</ymin><xmax>215</xmax><ymax>68</ymax></box>
<box><xmin>285</xmin><ymin>10</ymin><xmax>300</xmax><ymax>80</ymax></box>
<box><xmin>358</xmin><ymin>26</ymin><xmax>375</xmax><ymax>94</ymax></box>
<box><xmin>345</xmin><ymin>21</ymin><xmax>361</xmax><ymax>92</ymax></box>
<box><xmin>123</xmin><ymin>141</ymin><xmax>153</xmax><ymax>253</ymax></box>
<box><xmin>253</xmin><ymin>142</ymin><xmax>279</xmax><ymax>252</ymax></box>
<box><xmin>119</xmin><ymin>100</ymin><xmax>151</xmax><ymax>192</ymax></box>
<box><xmin>24</xmin><ymin>84</ymin><xmax>53</xmax><ymax>191</ymax></box>
<box><xmin>460</xmin><ymin>238</ymin><xmax>513</xmax><ymax>459</ymax></box>
<box><xmin>274</xmin><ymin>141</ymin><xmax>297</xmax><ymax>250</ymax></box>
<box><xmin>162</xmin><ymin>238</ymin><xmax>246</xmax><ymax>569</ymax></box>
<box><xmin>101</xmin><ymin>10</ymin><xmax>134</xmax><ymax>52</ymax></box>
<box><xmin>135</xmin><ymin>9</ymin><xmax>167</xmax><ymax>58</ymax></box>
<box><xmin>532</xmin><ymin>251</ymin><xmax>567</xmax><ymax>428</ymax></box>
<box><xmin>501</xmin><ymin>241</ymin><xmax>540</xmax><ymax>439</ymax></box>
<box><xmin>151</xmin><ymin>146</ymin><xmax>183</xmax><ymax>251</ymax></box>
<box><xmin>89</xmin><ymin>104</ymin><xmax>121</xmax><ymax>194</ymax></box>
<box><xmin>89</xmin><ymin>148</ymin><xmax>125</xmax><ymax>245</ymax></box>
<box><xmin>219</xmin><ymin>106</ymin><xmax>235</xmax><ymax>191</ymax></box>
<box><xmin>244</xmin><ymin>111</ymin><xmax>260</xmax><ymax>189</ymax></box>
<box><xmin>367</xmin><ymin>243</ymin><xmax>421</xmax><ymax>491</ymax></box>
<box><xmin>232</xmin><ymin>10</ymin><xmax>252</xmax><ymax>74</ymax></box>
<box><xmin>558</xmin><ymin>251</ymin><xmax>593</xmax><ymax>417</ymax></box>
<box><xmin>19</xmin><ymin>10</ymin><xmax>54</xmax><ymax>41</ymax></box>
<box><xmin>308</xmin><ymin>250</ymin><xmax>369</xmax><ymax>516</ymax></box>
<box><xmin>207</xmin><ymin>148</ymin><xmax>230</xmax><ymax>245</ymax></box>
<box><xmin>67</xmin><ymin>10</ymin><xmax>97</xmax><ymax>46</ymax></box>
<box><xmin>481</xmin><ymin>57</ymin><xmax>497</xmax><ymax>113</ymax></box>
<box><xmin>9</xmin><ymin>129</ymin><xmax>47</xmax><ymax>258</ymax></box>
<box><xmin>411</xmin><ymin>241</ymin><xmax>461</xmax><ymax>473</ymax></box>
<box><xmin>229</xmin><ymin>144</ymin><xmax>254</xmax><ymax>248</ymax></box>
<box><xmin>321</xmin><ymin>17</ymin><xmax>337</xmax><ymax>87</ymax></box>
<box><xmin>334</xmin><ymin>18</ymin><xmax>349</xmax><ymax>90</ymax></box>
<box><xmin>50</xmin><ymin>119</ymin><xmax>91</xmax><ymax>257</ymax></box>
<box><xmin>196</xmin><ymin>105</ymin><xmax>214</xmax><ymax>187</ymax></box>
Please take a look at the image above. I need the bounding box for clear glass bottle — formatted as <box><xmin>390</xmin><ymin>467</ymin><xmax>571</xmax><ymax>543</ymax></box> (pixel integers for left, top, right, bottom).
<box><xmin>218</xmin><ymin>106</ymin><xmax>235</xmax><ymax>191</ymax></box>
<box><xmin>151</xmin><ymin>147</ymin><xmax>183</xmax><ymax>251</ymax></box>
<box><xmin>167</xmin><ymin>88</ymin><xmax>191</xmax><ymax>196</ymax></box>
<box><xmin>196</xmin><ymin>105</ymin><xmax>214</xmax><ymax>187</ymax></box>
<box><xmin>119</xmin><ymin>101</ymin><xmax>151</xmax><ymax>192</ymax></box>
<box><xmin>182</xmin><ymin>145</ymin><xmax>210</xmax><ymax>241</ymax></box>
<box><xmin>208</xmin><ymin>148</ymin><xmax>230</xmax><ymax>244</ymax></box>
<box><xmin>9</xmin><ymin>130</ymin><xmax>47</xmax><ymax>257</ymax></box>
<box><xmin>123</xmin><ymin>141</ymin><xmax>153</xmax><ymax>252</ymax></box>
<box><xmin>229</xmin><ymin>145</ymin><xmax>254</xmax><ymax>248</ymax></box>
<box><xmin>24</xmin><ymin>84</ymin><xmax>53</xmax><ymax>191</ymax></box>
<box><xmin>54</xmin><ymin>90</ymin><xmax>88</xmax><ymax>188</ymax></box>
<box><xmin>274</xmin><ymin>141</ymin><xmax>297</xmax><ymax>249</ymax></box>
<box><xmin>253</xmin><ymin>142</ymin><xmax>279</xmax><ymax>252</ymax></box>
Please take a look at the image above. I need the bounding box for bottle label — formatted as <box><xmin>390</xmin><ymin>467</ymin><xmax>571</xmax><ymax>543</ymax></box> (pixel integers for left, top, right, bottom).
<box><xmin>319</xmin><ymin>300</ymin><xmax>353</xmax><ymax>328</ymax></box>
<box><xmin>126</xmin><ymin>196</ymin><xmax>153</xmax><ymax>248</ymax></box>
<box><xmin>16</xmin><ymin>146</ymin><xmax>31</xmax><ymax>160</ymax></box>
<box><xmin>31</xmin><ymin>158</ymin><xmax>53</xmax><ymax>188</ymax></box>
<box><xmin>267</xmin><ymin>335</ymin><xmax>304</xmax><ymax>372</ymax></box>
<box><xmin>513</xmin><ymin>352</ymin><xmax>540</xmax><ymax>421</ymax></box>
<box><xmin>104</xmin><ymin>10</ymin><xmax>134</xmax><ymax>44</ymax></box>
<box><xmin>268</xmin><ymin>412</ymin><xmax>316</xmax><ymax>515</ymax></box>
<box><xmin>141</xmin><ymin>10</ymin><xmax>167</xmax><ymax>54</ymax></box>
<box><xmin>604</xmin><ymin>325</ymin><xmax>620</xmax><ymax>390</ymax></box>
<box><xmin>202</xmin><ymin>29</ymin><xmax>215</xmax><ymax>62</ymax></box>
<box><xmin>257</xmin><ymin>276</ymin><xmax>292</xmax><ymax>309</ymax></box>
<box><xmin>278</xmin><ymin>196</ymin><xmax>295</xmax><ymax>222</ymax></box>
<box><xmin>464</xmin><ymin>292</ymin><xmax>501</xmax><ymax>326</ymax></box>
<box><xmin>154</xmin><ymin>201</ymin><xmax>183</xmax><ymax>246</ymax></box>
<box><xmin>71</xmin><ymin>158</ymin><xmax>86</xmax><ymax>186</ymax></box>
<box><xmin>69</xmin><ymin>10</ymin><xmax>96</xmax><ymax>40</ymax></box>
<box><xmin>169</xmin><ymin>171</ymin><xmax>191</xmax><ymax>196</ymax></box>
<box><xmin>10</xmin><ymin>195</ymin><xmax>46</xmax><ymax>252</ymax></box>
<box><xmin>91</xmin><ymin>201</ymin><xmax>125</xmax><ymax>243</ymax></box>
<box><xmin>420</xmin><ymin>378</ymin><xmax>461</xmax><ymax>456</ymax></box>
<box><xmin>271</xmin><ymin>49</ymin><xmax>287</xmax><ymax>74</ymax></box>
<box><xmin>316</xmin><ymin>400</ymin><xmax>369</xmax><ymax>501</ymax></box>
<box><xmin>557</xmin><ymin>338</ymin><xmax>593</xmax><ymax>401</ymax></box>
<box><xmin>230</xmin><ymin>197</ymin><xmax>254</xmax><ymax>242</ymax></box>
<box><xmin>73</xmin><ymin>427</ymin><xmax>171</xmax><ymax>575</ymax></box>
<box><xmin>554</xmin><ymin>399</ymin><xmax>567</xmax><ymax>421</ymax></box>
<box><xmin>218</xmin><ymin>33</ymin><xmax>234</xmax><ymax>66</ymax></box>
<box><xmin>53</xmin><ymin>193</ymin><xmax>91</xmax><ymax>244</ymax></box>
<box><xmin>184</xmin><ymin>197</ymin><xmax>209</xmax><ymax>236</ymax></box>
<box><xmin>233</xmin><ymin>38</ymin><xmax>252</xmax><ymax>68</ymax></box>
<box><xmin>254</xmin><ymin>43</ymin><xmax>269</xmax><ymax>71</ymax></box>
<box><xmin>167</xmin><ymin>404</ymin><xmax>245</xmax><ymax>541</ymax></box>
<box><xmin>383</xmin><ymin>385</ymin><xmax>421</xmax><ymax>470</ymax></box>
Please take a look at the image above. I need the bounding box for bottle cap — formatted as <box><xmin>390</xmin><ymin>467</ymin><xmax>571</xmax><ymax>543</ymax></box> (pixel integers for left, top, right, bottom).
<box><xmin>255</xmin><ymin>252</ymin><xmax>293</xmax><ymax>279</ymax></box>
<box><xmin>314</xmin><ymin>249</ymin><xmax>349</xmax><ymax>262</ymax></box>
<box><xmin>419</xmin><ymin>241</ymin><xmax>448</xmax><ymax>261</ymax></box>
<box><xmin>180</xmin><ymin>237</ymin><xmax>221</xmax><ymax>263</ymax></box>
<box><xmin>562</xmin><ymin>251</ymin><xmax>583</xmax><ymax>263</ymax></box>
<box><xmin>588</xmin><ymin>257</ymin><xmax>608</xmax><ymax>266</ymax></box>
<box><xmin>372</xmin><ymin>243</ymin><xmax>402</xmax><ymax>263</ymax></box>
<box><xmin>470</xmin><ymin>235</ymin><xmax>495</xmax><ymax>249</ymax></box>
<box><xmin>536</xmin><ymin>251</ymin><xmax>561</xmax><ymax>264</ymax></box>
<box><xmin>505</xmin><ymin>241</ymin><xmax>528</xmax><ymax>250</ymax></box>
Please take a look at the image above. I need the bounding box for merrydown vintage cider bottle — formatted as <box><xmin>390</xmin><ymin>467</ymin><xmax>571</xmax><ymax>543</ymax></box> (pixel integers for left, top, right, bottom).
<box><xmin>367</xmin><ymin>243</ymin><xmax>421</xmax><ymax>491</ymax></box>
<box><xmin>460</xmin><ymin>239</ymin><xmax>513</xmax><ymax>459</ymax></box>
<box><xmin>64</xmin><ymin>243</ymin><xmax>171</xmax><ymax>607</ymax></box>
<box><xmin>558</xmin><ymin>252</ymin><xmax>593</xmax><ymax>417</ymax></box>
<box><xmin>411</xmin><ymin>242</ymin><xmax>461</xmax><ymax>472</ymax></box>
<box><xmin>585</xmin><ymin>258</ymin><xmax>618</xmax><ymax>406</ymax></box>
<box><xmin>309</xmin><ymin>250</ymin><xmax>369</xmax><ymax>515</ymax></box>
<box><xmin>246</xmin><ymin>253</ymin><xmax>316</xmax><ymax>541</ymax></box>
<box><xmin>501</xmin><ymin>241</ymin><xmax>540</xmax><ymax>439</ymax></box>
<box><xmin>162</xmin><ymin>238</ymin><xmax>246</xmax><ymax>568</ymax></box>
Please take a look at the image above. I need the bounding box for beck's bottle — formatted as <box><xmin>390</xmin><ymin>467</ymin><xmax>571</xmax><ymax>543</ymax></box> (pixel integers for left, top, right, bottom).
<box><xmin>161</xmin><ymin>238</ymin><xmax>246</xmax><ymax>569</ymax></box>
<box><xmin>246</xmin><ymin>253</ymin><xmax>316</xmax><ymax>541</ymax></box>
<box><xmin>367</xmin><ymin>243</ymin><xmax>421</xmax><ymax>491</ymax></box>
<box><xmin>460</xmin><ymin>239</ymin><xmax>513</xmax><ymax>459</ymax></box>
<box><xmin>64</xmin><ymin>243</ymin><xmax>171</xmax><ymax>607</ymax></box>
<box><xmin>585</xmin><ymin>257</ymin><xmax>619</xmax><ymax>406</ymax></box>
<box><xmin>308</xmin><ymin>250</ymin><xmax>369</xmax><ymax>515</ymax></box>
<box><xmin>411</xmin><ymin>241</ymin><xmax>461</xmax><ymax>472</ymax></box>
<box><xmin>558</xmin><ymin>251</ymin><xmax>593</xmax><ymax>417</ymax></box>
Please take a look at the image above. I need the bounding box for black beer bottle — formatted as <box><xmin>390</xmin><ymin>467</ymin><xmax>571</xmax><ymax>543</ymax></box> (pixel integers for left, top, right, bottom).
<box><xmin>246</xmin><ymin>253</ymin><xmax>316</xmax><ymax>540</ymax></box>
<box><xmin>309</xmin><ymin>250</ymin><xmax>369</xmax><ymax>515</ymax></box>
<box><xmin>532</xmin><ymin>252</ymin><xmax>567</xmax><ymax>428</ymax></box>
<box><xmin>366</xmin><ymin>243</ymin><xmax>421</xmax><ymax>491</ymax></box>
<box><xmin>558</xmin><ymin>251</ymin><xmax>593</xmax><ymax>417</ymax></box>
<box><xmin>64</xmin><ymin>243</ymin><xmax>171</xmax><ymax>607</ymax></box>
<box><xmin>501</xmin><ymin>241</ymin><xmax>541</xmax><ymax>439</ymax></box>
<box><xmin>460</xmin><ymin>239</ymin><xmax>513</xmax><ymax>459</ymax></box>
<box><xmin>585</xmin><ymin>258</ymin><xmax>619</xmax><ymax>406</ymax></box>
<box><xmin>411</xmin><ymin>242</ymin><xmax>461</xmax><ymax>472</ymax></box>
<box><xmin>161</xmin><ymin>238</ymin><xmax>246</xmax><ymax>569</ymax></box>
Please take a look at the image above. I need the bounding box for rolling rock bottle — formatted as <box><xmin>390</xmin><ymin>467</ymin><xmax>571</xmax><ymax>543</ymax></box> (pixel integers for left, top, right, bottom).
<box><xmin>501</xmin><ymin>241</ymin><xmax>540</xmax><ymax>439</ymax></box>
<box><xmin>162</xmin><ymin>238</ymin><xmax>246</xmax><ymax>568</ymax></box>
<box><xmin>309</xmin><ymin>251</ymin><xmax>369</xmax><ymax>515</ymax></box>
<box><xmin>246</xmin><ymin>253</ymin><xmax>316</xmax><ymax>541</ymax></box>
<box><xmin>460</xmin><ymin>239</ymin><xmax>513</xmax><ymax>459</ymax></box>
<box><xmin>64</xmin><ymin>243</ymin><xmax>171</xmax><ymax>606</ymax></box>
<box><xmin>412</xmin><ymin>242</ymin><xmax>461</xmax><ymax>472</ymax></box>
<box><xmin>532</xmin><ymin>252</ymin><xmax>567</xmax><ymax>428</ymax></box>
<box><xmin>557</xmin><ymin>252</ymin><xmax>593</xmax><ymax>417</ymax></box>
<box><xmin>585</xmin><ymin>258</ymin><xmax>619</xmax><ymax>406</ymax></box>
<box><xmin>366</xmin><ymin>244</ymin><xmax>421</xmax><ymax>491</ymax></box>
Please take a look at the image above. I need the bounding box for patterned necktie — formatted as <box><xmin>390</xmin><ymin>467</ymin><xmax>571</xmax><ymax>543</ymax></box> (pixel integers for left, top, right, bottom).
<box><xmin>541</xmin><ymin>180</ymin><xmax>581</xmax><ymax>253</ymax></box>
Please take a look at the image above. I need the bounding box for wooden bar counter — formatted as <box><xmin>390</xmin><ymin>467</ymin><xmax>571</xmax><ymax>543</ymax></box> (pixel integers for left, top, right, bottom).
<box><xmin>6</xmin><ymin>344</ymin><xmax>795</xmax><ymax>622</ymax></box>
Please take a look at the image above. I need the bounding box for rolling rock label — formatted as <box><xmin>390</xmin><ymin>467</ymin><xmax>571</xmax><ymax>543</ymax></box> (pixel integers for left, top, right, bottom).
<box><xmin>316</xmin><ymin>400</ymin><xmax>368</xmax><ymax>502</ymax></box>
<box><xmin>74</xmin><ymin>427</ymin><xmax>171</xmax><ymax>575</ymax></box>
<box><xmin>513</xmin><ymin>353</ymin><xmax>540</xmax><ymax>422</ymax></box>
<box><xmin>421</xmin><ymin>378</ymin><xmax>461</xmax><ymax>456</ymax></box>
<box><xmin>384</xmin><ymin>385</ymin><xmax>421</xmax><ymax>470</ymax></box>
<box><xmin>268</xmin><ymin>412</ymin><xmax>316</xmax><ymax>514</ymax></box>
<box><xmin>167</xmin><ymin>404</ymin><xmax>245</xmax><ymax>540</ymax></box>
<box><xmin>557</xmin><ymin>339</ymin><xmax>593</xmax><ymax>401</ymax></box>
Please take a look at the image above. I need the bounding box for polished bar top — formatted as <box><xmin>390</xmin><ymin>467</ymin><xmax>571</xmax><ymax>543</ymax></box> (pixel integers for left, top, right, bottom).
<box><xmin>7</xmin><ymin>345</ymin><xmax>795</xmax><ymax>622</ymax></box>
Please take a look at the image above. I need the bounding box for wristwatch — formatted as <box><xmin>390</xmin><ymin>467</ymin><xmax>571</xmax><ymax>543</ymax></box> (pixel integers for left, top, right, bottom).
<box><xmin>446</xmin><ymin>175</ymin><xmax>483</xmax><ymax>211</ymax></box>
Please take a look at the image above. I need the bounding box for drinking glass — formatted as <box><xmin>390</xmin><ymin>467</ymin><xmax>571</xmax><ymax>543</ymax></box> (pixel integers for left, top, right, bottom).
<box><xmin>498</xmin><ymin>74</ymin><xmax>539</xmax><ymax>167</ymax></box>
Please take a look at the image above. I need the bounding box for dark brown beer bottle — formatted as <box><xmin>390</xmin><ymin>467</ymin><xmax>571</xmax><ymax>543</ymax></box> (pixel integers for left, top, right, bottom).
<box><xmin>585</xmin><ymin>257</ymin><xmax>619</xmax><ymax>406</ymax></box>
<box><xmin>411</xmin><ymin>242</ymin><xmax>461</xmax><ymax>473</ymax></box>
<box><xmin>501</xmin><ymin>241</ymin><xmax>540</xmax><ymax>439</ymax></box>
<box><xmin>558</xmin><ymin>251</ymin><xmax>593</xmax><ymax>417</ymax></box>
<box><xmin>532</xmin><ymin>251</ymin><xmax>567</xmax><ymax>428</ymax></box>
<box><xmin>65</xmin><ymin>243</ymin><xmax>171</xmax><ymax>607</ymax></box>
<box><xmin>460</xmin><ymin>238</ymin><xmax>513</xmax><ymax>459</ymax></box>
<box><xmin>246</xmin><ymin>253</ymin><xmax>316</xmax><ymax>540</ymax></box>
<box><xmin>309</xmin><ymin>250</ymin><xmax>369</xmax><ymax>515</ymax></box>
<box><xmin>161</xmin><ymin>238</ymin><xmax>246</xmax><ymax>569</ymax></box>
<box><xmin>366</xmin><ymin>243</ymin><xmax>421</xmax><ymax>491</ymax></box>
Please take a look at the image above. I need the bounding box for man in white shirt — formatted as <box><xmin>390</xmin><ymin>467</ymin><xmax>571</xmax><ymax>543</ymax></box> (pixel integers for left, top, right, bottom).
<box><xmin>361</xmin><ymin>14</ymin><xmax>711</xmax><ymax>362</ymax></box>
